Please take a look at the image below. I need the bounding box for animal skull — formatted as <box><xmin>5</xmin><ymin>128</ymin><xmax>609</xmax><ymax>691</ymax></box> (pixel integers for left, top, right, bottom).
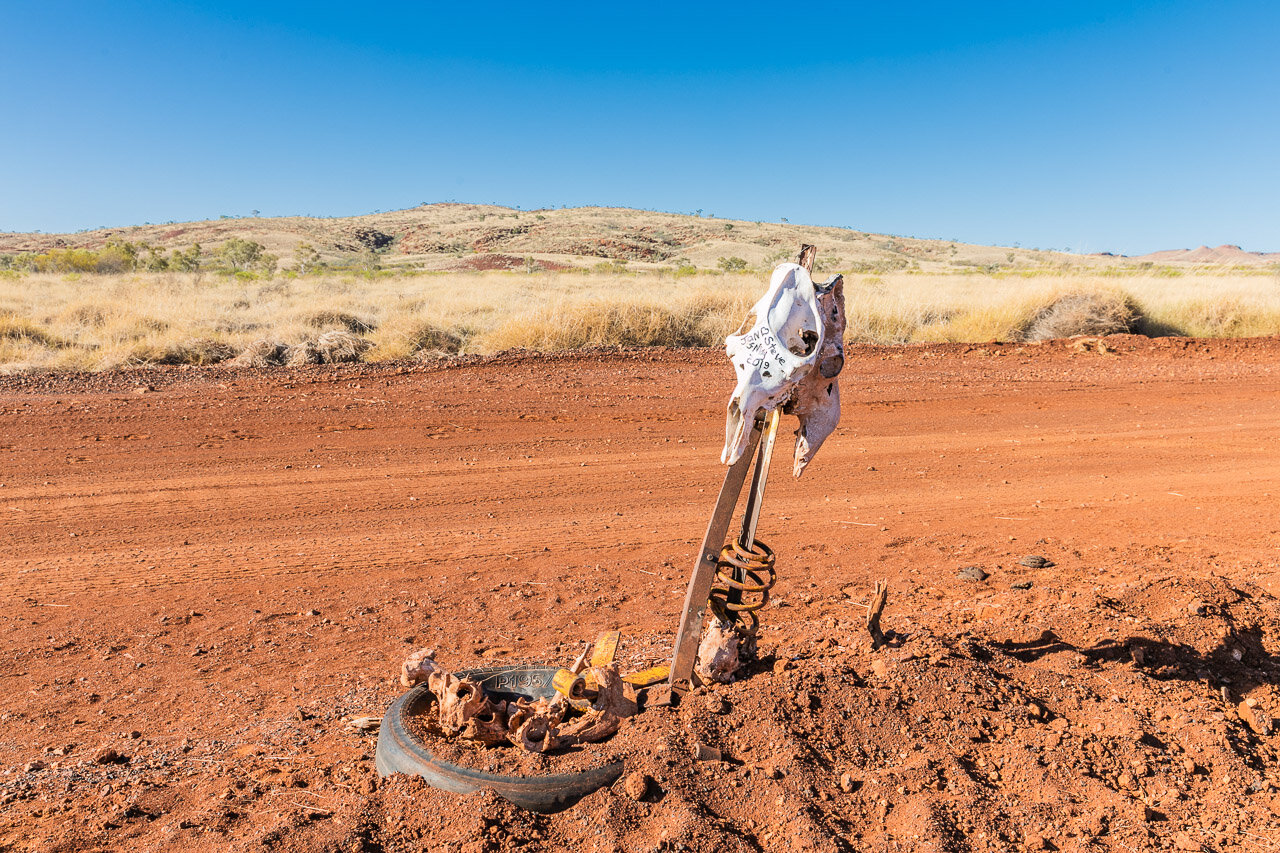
<box><xmin>723</xmin><ymin>263</ymin><xmax>844</xmax><ymax>473</ymax></box>
<box><xmin>694</xmin><ymin>618</ymin><xmax>743</xmax><ymax>684</ymax></box>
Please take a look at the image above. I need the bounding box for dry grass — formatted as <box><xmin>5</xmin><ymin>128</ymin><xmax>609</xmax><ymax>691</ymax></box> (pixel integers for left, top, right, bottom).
<box><xmin>0</xmin><ymin>268</ymin><xmax>1277</xmax><ymax>373</ymax></box>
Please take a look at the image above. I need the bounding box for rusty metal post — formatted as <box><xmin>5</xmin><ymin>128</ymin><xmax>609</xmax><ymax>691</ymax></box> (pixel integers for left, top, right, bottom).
<box><xmin>667</xmin><ymin>418</ymin><xmax>763</xmax><ymax>697</ymax></box>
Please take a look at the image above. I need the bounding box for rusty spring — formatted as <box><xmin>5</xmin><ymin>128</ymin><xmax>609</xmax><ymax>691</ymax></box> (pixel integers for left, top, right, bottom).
<box><xmin>708</xmin><ymin>539</ymin><xmax>776</xmax><ymax>634</ymax></box>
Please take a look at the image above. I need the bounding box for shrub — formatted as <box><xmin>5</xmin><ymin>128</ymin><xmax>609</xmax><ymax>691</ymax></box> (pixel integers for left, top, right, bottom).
<box><xmin>229</xmin><ymin>339</ymin><xmax>287</xmax><ymax>367</ymax></box>
<box><xmin>295</xmin><ymin>243</ymin><xmax>321</xmax><ymax>274</ymax></box>
<box><xmin>303</xmin><ymin>310</ymin><xmax>376</xmax><ymax>334</ymax></box>
<box><xmin>137</xmin><ymin>338</ymin><xmax>237</xmax><ymax>365</ymax></box>
<box><xmin>0</xmin><ymin>313</ymin><xmax>66</xmax><ymax>347</ymax></box>
<box><xmin>717</xmin><ymin>256</ymin><xmax>748</xmax><ymax>272</ymax></box>
<box><xmin>1020</xmin><ymin>292</ymin><xmax>1139</xmax><ymax>341</ymax></box>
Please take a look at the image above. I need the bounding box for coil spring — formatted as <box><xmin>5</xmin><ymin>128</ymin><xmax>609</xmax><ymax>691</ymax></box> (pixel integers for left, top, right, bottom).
<box><xmin>708</xmin><ymin>539</ymin><xmax>776</xmax><ymax>635</ymax></box>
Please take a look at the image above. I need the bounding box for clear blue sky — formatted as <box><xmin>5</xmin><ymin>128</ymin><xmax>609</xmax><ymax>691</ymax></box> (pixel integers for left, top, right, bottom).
<box><xmin>2</xmin><ymin>1</ymin><xmax>1277</xmax><ymax>254</ymax></box>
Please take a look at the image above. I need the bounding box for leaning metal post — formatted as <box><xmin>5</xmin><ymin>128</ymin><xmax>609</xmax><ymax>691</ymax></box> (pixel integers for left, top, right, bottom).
<box><xmin>665</xmin><ymin>243</ymin><xmax>820</xmax><ymax>700</ymax></box>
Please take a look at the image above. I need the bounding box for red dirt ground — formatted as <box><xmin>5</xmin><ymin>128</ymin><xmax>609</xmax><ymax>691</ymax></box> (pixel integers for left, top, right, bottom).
<box><xmin>3</xmin><ymin>336</ymin><xmax>1280</xmax><ymax>852</ymax></box>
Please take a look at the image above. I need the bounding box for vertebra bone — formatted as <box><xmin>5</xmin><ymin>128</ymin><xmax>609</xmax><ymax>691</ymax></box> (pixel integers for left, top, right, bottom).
<box><xmin>507</xmin><ymin>696</ymin><xmax>564</xmax><ymax>753</ymax></box>
<box><xmin>585</xmin><ymin>665</ymin><xmax>637</xmax><ymax>718</ymax></box>
<box><xmin>428</xmin><ymin>669</ymin><xmax>506</xmax><ymax>738</ymax></box>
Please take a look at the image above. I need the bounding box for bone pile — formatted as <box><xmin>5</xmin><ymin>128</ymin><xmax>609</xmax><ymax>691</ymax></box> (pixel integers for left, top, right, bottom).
<box><xmin>400</xmin><ymin>649</ymin><xmax>636</xmax><ymax>752</ymax></box>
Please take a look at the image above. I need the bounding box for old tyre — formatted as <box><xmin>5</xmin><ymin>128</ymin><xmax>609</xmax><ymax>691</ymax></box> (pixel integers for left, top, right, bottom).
<box><xmin>374</xmin><ymin>665</ymin><xmax>624</xmax><ymax>812</ymax></box>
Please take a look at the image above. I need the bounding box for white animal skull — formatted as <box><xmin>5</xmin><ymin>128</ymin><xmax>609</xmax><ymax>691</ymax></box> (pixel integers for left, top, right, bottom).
<box><xmin>723</xmin><ymin>263</ymin><xmax>845</xmax><ymax>474</ymax></box>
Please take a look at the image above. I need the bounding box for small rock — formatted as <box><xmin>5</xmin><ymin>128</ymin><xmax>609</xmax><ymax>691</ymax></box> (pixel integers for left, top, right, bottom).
<box><xmin>1026</xmin><ymin>701</ymin><xmax>1047</xmax><ymax>720</ymax></box>
<box><xmin>773</xmin><ymin>657</ymin><xmax>792</xmax><ymax>674</ymax></box>
<box><xmin>692</xmin><ymin>742</ymin><xmax>722</xmax><ymax>762</ymax></box>
<box><xmin>1238</xmin><ymin>702</ymin><xmax>1272</xmax><ymax>735</ymax></box>
<box><xmin>348</xmin><ymin>717</ymin><xmax>381</xmax><ymax>732</ymax></box>
<box><xmin>1019</xmin><ymin>555</ymin><xmax>1054</xmax><ymax>568</ymax></box>
<box><xmin>763</xmin><ymin>764</ymin><xmax>782</xmax><ymax>779</ymax></box>
<box><xmin>1142</xmin><ymin>805</ymin><xmax>1162</xmax><ymax>822</ymax></box>
<box><xmin>93</xmin><ymin>747</ymin><xmax>127</xmax><ymax>765</ymax></box>
<box><xmin>704</xmin><ymin>694</ymin><xmax>729</xmax><ymax>715</ymax></box>
<box><xmin>871</xmin><ymin>659</ymin><xmax>888</xmax><ymax>678</ymax></box>
<box><xmin>1117</xmin><ymin>771</ymin><xmax>1137</xmax><ymax>790</ymax></box>
<box><xmin>294</xmin><ymin>707</ymin><xmax>313</xmax><ymax>722</ymax></box>
<box><xmin>957</xmin><ymin>566</ymin><xmax>988</xmax><ymax>582</ymax></box>
<box><xmin>1010</xmin><ymin>580</ymin><xmax>1033</xmax><ymax>590</ymax></box>
<box><xmin>23</xmin><ymin>760</ymin><xmax>45</xmax><ymax>772</ymax></box>
<box><xmin>839</xmin><ymin>772</ymin><xmax>859</xmax><ymax>793</ymax></box>
<box><xmin>1188</xmin><ymin>599</ymin><xmax>1207</xmax><ymax>616</ymax></box>
<box><xmin>623</xmin><ymin>771</ymin><xmax>651</xmax><ymax>801</ymax></box>
<box><xmin>1182</xmin><ymin>758</ymin><xmax>1197</xmax><ymax>775</ymax></box>
<box><xmin>1023</xmin><ymin>832</ymin><xmax>1048</xmax><ymax>850</ymax></box>
<box><xmin>301</xmin><ymin>609</ymin><xmax>319</xmax><ymax>617</ymax></box>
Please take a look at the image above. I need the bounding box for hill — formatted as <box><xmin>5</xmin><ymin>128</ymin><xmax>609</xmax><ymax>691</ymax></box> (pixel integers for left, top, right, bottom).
<box><xmin>1</xmin><ymin>204</ymin><xmax>1086</xmax><ymax>274</ymax></box>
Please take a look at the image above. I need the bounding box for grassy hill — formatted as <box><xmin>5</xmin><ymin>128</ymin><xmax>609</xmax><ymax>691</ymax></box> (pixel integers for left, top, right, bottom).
<box><xmin>2</xmin><ymin>203</ymin><xmax>1101</xmax><ymax>275</ymax></box>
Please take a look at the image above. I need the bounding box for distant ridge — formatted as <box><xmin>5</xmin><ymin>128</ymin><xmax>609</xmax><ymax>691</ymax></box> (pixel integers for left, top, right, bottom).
<box><xmin>1</xmin><ymin>205</ymin><xmax>1275</xmax><ymax>271</ymax></box>
<box><xmin>1133</xmin><ymin>244</ymin><xmax>1280</xmax><ymax>265</ymax></box>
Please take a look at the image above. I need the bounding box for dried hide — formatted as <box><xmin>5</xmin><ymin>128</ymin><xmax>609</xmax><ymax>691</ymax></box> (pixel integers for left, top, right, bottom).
<box><xmin>784</xmin><ymin>274</ymin><xmax>845</xmax><ymax>477</ymax></box>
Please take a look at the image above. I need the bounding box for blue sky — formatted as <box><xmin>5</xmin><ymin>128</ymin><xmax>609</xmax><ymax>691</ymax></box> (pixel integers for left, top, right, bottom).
<box><xmin>2</xmin><ymin>1</ymin><xmax>1276</xmax><ymax>254</ymax></box>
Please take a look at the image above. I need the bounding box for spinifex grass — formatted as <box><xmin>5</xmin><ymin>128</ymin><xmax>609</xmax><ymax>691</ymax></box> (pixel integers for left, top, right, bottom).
<box><xmin>0</xmin><ymin>269</ymin><xmax>1277</xmax><ymax>372</ymax></box>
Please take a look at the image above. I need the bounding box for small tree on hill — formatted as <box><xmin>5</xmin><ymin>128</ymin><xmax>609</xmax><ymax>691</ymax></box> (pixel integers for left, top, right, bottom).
<box><xmin>217</xmin><ymin>238</ymin><xmax>263</xmax><ymax>271</ymax></box>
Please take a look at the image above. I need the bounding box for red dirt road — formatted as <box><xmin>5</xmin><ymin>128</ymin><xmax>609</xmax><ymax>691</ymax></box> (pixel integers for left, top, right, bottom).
<box><xmin>3</xmin><ymin>337</ymin><xmax>1280</xmax><ymax>851</ymax></box>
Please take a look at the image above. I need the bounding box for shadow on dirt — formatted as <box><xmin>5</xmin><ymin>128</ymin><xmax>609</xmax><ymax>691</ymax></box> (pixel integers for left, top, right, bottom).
<box><xmin>992</xmin><ymin>619</ymin><xmax>1277</xmax><ymax>730</ymax></box>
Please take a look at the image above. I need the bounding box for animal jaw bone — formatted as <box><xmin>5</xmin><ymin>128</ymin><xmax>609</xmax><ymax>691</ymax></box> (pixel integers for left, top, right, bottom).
<box><xmin>723</xmin><ymin>263</ymin><xmax>826</xmax><ymax>467</ymax></box>
<box><xmin>784</xmin><ymin>273</ymin><xmax>845</xmax><ymax>477</ymax></box>
<box><xmin>559</xmin><ymin>710</ymin><xmax>622</xmax><ymax>744</ymax></box>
